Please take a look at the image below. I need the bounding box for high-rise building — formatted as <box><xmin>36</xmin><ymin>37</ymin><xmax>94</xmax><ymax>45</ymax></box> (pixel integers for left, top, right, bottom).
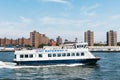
<box><xmin>30</xmin><ymin>30</ymin><xmax>49</xmax><ymax>48</ymax></box>
<box><xmin>56</xmin><ymin>36</ymin><xmax>62</xmax><ymax>46</ymax></box>
<box><xmin>30</xmin><ymin>30</ymin><xmax>41</xmax><ymax>48</ymax></box>
<box><xmin>107</xmin><ymin>30</ymin><xmax>117</xmax><ymax>46</ymax></box>
<box><xmin>84</xmin><ymin>30</ymin><xmax>94</xmax><ymax>46</ymax></box>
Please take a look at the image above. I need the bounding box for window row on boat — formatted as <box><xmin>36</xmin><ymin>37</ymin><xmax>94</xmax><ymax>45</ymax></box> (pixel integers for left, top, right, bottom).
<box><xmin>48</xmin><ymin>52</ymin><xmax>84</xmax><ymax>57</ymax></box>
<box><xmin>16</xmin><ymin>52</ymin><xmax>85</xmax><ymax>59</ymax></box>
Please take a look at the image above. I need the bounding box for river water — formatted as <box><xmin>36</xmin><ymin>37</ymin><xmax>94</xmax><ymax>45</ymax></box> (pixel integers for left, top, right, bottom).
<box><xmin>0</xmin><ymin>52</ymin><xmax>120</xmax><ymax>80</ymax></box>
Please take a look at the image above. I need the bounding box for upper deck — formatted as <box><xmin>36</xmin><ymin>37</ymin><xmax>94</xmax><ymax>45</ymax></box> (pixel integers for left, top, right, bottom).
<box><xmin>15</xmin><ymin>42</ymin><xmax>88</xmax><ymax>55</ymax></box>
<box><xmin>43</xmin><ymin>42</ymin><xmax>88</xmax><ymax>50</ymax></box>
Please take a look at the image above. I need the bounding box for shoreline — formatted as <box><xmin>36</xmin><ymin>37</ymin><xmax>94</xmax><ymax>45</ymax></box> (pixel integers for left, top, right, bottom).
<box><xmin>0</xmin><ymin>50</ymin><xmax>120</xmax><ymax>53</ymax></box>
<box><xmin>90</xmin><ymin>50</ymin><xmax>120</xmax><ymax>52</ymax></box>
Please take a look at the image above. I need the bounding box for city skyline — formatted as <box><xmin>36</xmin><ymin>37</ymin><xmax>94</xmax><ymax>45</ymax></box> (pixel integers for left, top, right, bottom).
<box><xmin>0</xmin><ymin>30</ymin><xmax>119</xmax><ymax>47</ymax></box>
<box><xmin>0</xmin><ymin>0</ymin><xmax>120</xmax><ymax>42</ymax></box>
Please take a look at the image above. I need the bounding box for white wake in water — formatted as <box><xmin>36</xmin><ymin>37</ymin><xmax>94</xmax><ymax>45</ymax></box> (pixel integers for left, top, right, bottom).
<box><xmin>0</xmin><ymin>61</ymin><xmax>84</xmax><ymax>69</ymax></box>
<box><xmin>0</xmin><ymin>61</ymin><xmax>16</xmax><ymax>69</ymax></box>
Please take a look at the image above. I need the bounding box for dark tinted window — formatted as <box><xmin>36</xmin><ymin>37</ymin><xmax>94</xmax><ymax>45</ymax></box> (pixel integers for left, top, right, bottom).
<box><xmin>71</xmin><ymin>53</ymin><xmax>75</xmax><ymax>56</ymax></box>
<box><xmin>76</xmin><ymin>53</ymin><xmax>80</xmax><ymax>56</ymax></box>
<box><xmin>15</xmin><ymin>55</ymin><xmax>16</xmax><ymax>59</ymax></box>
<box><xmin>57</xmin><ymin>53</ymin><xmax>61</xmax><ymax>57</ymax></box>
<box><xmin>67</xmin><ymin>53</ymin><xmax>70</xmax><ymax>56</ymax></box>
<box><xmin>81</xmin><ymin>52</ymin><xmax>84</xmax><ymax>56</ymax></box>
<box><xmin>53</xmin><ymin>54</ymin><xmax>56</xmax><ymax>57</ymax></box>
<box><xmin>25</xmin><ymin>54</ymin><xmax>28</xmax><ymax>58</ymax></box>
<box><xmin>39</xmin><ymin>54</ymin><xmax>42</xmax><ymax>57</ymax></box>
<box><xmin>20</xmin><ymin>55</ymin><xmax>24</xmax><ymax>58</ymax></box>
<box><xmin>29</xmin><ymin>54</ymin><xmax>33</xmax><ymax>58</ymax></box>
<box><xmin>62</xmin><ymin>53</ymin><xmax>66</xmax><ymax>56</ymax></box>
<box><xmin>48</xmin><ymin>54</ymin><xmax>52</xmax><ymax>57</ymax></box>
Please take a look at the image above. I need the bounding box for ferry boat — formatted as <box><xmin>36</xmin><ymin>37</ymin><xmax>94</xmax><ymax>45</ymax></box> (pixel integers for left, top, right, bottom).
<box><xmin>13</xmin><ymin>42</ymin><xmax>100</xmax><ymax>66</ymax></box>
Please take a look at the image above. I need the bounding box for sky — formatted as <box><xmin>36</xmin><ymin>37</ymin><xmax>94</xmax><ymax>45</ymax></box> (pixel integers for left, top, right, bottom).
<box><xmin>0</xmin><ymin>0</ymin><xmax>120</xmax><ymax>42</ymax></box>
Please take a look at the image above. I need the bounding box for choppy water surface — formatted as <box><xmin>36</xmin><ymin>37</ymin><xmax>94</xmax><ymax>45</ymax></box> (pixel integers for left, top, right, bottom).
<box><xmin>0</xmin><ymin>52</ymin><xmax>120</xmax><ymax>80</ymax></box>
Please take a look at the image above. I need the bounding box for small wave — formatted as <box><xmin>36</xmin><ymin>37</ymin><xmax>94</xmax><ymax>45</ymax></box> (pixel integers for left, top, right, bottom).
<box><xmin>0</xmin><ymin>61</ymin><xmax>6</xmax><ymax>66</ymax></box>
<box><xmin>65</xmin><ymin>63</ymin><xmax>84</xmax><ymax>67</ymax></box>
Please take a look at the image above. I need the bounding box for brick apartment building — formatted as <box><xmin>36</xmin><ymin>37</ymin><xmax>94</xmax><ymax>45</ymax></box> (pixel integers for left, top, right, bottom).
<box><xmin>84</xmin><ymin>30</ymin><xmax>94</xmax><ymax>46</ymax></box>
<box><xmin>30</xmin><ymin>30</ymin><xmax>49</xmax><ymax>48</ymax></box>
<box><xmin>0</xmin><ymin>30</ymin><xmax>118</xmax><ymax>47</ymax></box>
<box><xmin>0</xmin><ymin>38</ymin><xmax>17</xmax><ymax>46</ymax></box>
<box><xmin>18</xmin><ymin>37</ymin><xmax>30</xmax><ymax>46</ymax></box>
<box><xmin>0</xmin><ymin>31</ymin><xmax>49</xmax><ymax>48</ymax></box>
<box><xmin>107</xmin><ymin>30</ymin><xmax>117</xmax><ymax>46</ymax></box>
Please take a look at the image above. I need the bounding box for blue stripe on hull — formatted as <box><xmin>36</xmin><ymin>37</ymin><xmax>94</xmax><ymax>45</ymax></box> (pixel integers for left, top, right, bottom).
<box><xmin>15</xmin><ymin>58</ymin><xmax>100</xmax><ymax>66</ymax></box>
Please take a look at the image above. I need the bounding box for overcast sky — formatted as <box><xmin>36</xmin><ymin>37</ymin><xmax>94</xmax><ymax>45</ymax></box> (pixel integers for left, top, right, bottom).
<box><xmin>0</xmin><ymin>0</ymin><xmax>120</xmax><ymax>42</ymax></box>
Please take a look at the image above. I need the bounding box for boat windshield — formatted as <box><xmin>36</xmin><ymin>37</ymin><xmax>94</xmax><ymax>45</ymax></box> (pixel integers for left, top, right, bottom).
<box><xmin>76</xmin><ymin>44</ymin><xmax>86</xmax><ymax>48</ymax></box>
